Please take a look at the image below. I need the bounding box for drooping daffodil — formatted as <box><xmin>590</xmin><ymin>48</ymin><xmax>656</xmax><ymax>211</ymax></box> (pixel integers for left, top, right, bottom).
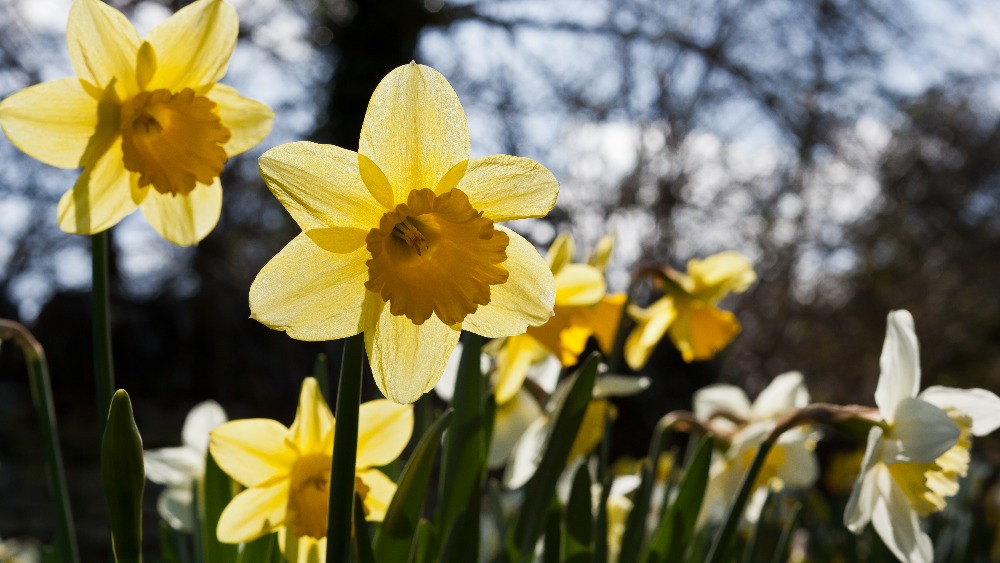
<box><xmin>0</xmin><ymin>0</ymin><xmax>274</xmax><ymax>245</ymax></box>
<box><xmin>249</xmin><ymin>63</ymin><xmax>558</xmax><ymax>404</ymax></box>
<box><xmin>695</xmin><ymin>372</ymin><xmax>819</xmax><ymax>526</ymax></box>
<box><xmin>209</xmin><ymin>378</ymin><xmax>412</xmax><ymax>562</ymax></box>
<box><xmin>844</xmin><ymin>310</ymin><xmax>1000</xmax><ymax>563</ymax></box>
<box><xmin>625</xmin><ymin>251</ymin><xmax>755</xmax><ymax>368</ymax></box>
<box><xmin>144</xmin><ymin>400</ymin><xmax>227</xmax><ymax>531</ymax></box>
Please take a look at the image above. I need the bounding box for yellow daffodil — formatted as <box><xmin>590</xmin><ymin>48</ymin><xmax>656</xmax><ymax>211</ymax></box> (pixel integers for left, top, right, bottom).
<box><xmin>625</xmin><ymin>251</ymin><xmax>755</xmax><ymax>368</ymax></box>
<box><xmin>249</xmin><ymin>63</ymin><xmax>558</xmax><ymax>404</ymax></box>
<box><xmin>209</xmin><ymin>378</ymin><xmax>412</xmax><ymax>562</ymax></box>
<box><xmin>844</xmin><ymin>310</ymin><xmax>1000</xmax><ymax>563</ymax></box>
<box><xmin>0</xmin><ymin>0</ymin><xmax>273</xmax><ymax>246</ymax></box>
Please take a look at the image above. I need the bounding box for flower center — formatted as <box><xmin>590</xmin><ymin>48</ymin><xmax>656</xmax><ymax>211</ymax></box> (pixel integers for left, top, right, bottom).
<box><xmin>886</xmin><ymin>410</ymin><xmax>972</xmax><ymax>516</ymax></box>
<box><xmin>365</xmin><ymin>188</ymin><xmax>510</xmax><ymax>326</ymax></box>
<box><xmin>287</xmin><ymin>453</ymin><xmax>332</xmax><ymax>539</ymax></box>
<box><xmin>120</xmin><ymin>88</ymin><xmax>231</xmax><ymax>196</ymax></box>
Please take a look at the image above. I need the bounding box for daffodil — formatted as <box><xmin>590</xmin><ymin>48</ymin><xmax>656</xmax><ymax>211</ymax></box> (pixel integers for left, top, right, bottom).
<box><xmin>144</xmin><ymin>400</ymin><xmax>227</xmax><ymax>531</ymax></box>
<box><xmin>209</xmin><ymin>378</ymin><xmax>412</xmax><ymax>562</ymax></box>
<box><xmin>249</xmin><ymin>62</ymin><xmax>558</xmax><ymax>404</ymax></box>
<box><xmin>624</xmin><ymin>251</ymin><xmax>755</xmax><ymax>368</ymax></box>
<box><xmin>0</xmin><ymin>0</ymin><xmax>273</xmax><ymax>246</ymax></box>
<box><xmin>844</xmin><ymin>310</ymin><xmax>1000</xmax><ymax>563</ymax></box>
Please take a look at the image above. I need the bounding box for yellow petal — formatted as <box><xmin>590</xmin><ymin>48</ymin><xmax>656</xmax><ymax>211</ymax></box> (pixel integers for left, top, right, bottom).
<box><xmin>554</xmin><ymin>264</ymin><xmax>605</xmax><ymax>307</ymax></box>
<box><xmin>0</xmin><ymin>78</ymin><xmax>102</xmax><ymax>169</ymax></box>
<box><xmin>249</xmin><ymin>233</ymin><xmax>369</xmax><ymax>341</ymax></box>
<box><xmin>359</xmin><ymin>62</ymin><xmax>470</xmax><ymax>206</ymax></box>
<box><xmin>216</xmin><ymin>480</ymin><xmax>289</xmax><ymax>543</ymax></box>
<box><xmin>279</xmin><ymin>529</ymin><xmax>324</xmax><ymax>563</ymax></box>
<box><xmin>624</xmin><ymin>297</ymin><xmax>676</xmax><ymax>370</ymax></box>
<box><xmin>568</xmin><ymin>400</ymin><xmax>614</xmax><ymax>462</ymax></box>
<box><xmin>144</xmin><ymin>0</ymin><xmax>238</xmax><ymax>91</ymax></box>
<box><xmin>259</xmin><ymin>141</ymin><xmax>384</xmax><ymax>232</ymax></box>
<box><xmin>209</xmin><ymin>419</ymin><xmax>296</xmax><ymax>487</ymax></box>
<box><xmin>206</xmin><ymin>83</ymin><xmax>274</xmax><ymax>157</ymax></box>
<box><xmin>139</xmin><ymin>177</ymin><xmax>221</xmax><ymax>246</ymax></box>
<box><xmin>588</xmin><ymin>233</ymin><xmax>615</xmax><ymax>272</ymax></box>
<box><xmin>356</xmin><ymin>468</ymin><xmax>397</xmax><ymax>522</ymax></box>
<box><xmin>356</xmin><ymin>400</ymin><xmax>413</xmax><ymax>468</ymax></box>
<box><xmin>494</xmin><ymin>334</ymin><xmax>549</xmax><ymax>404</ymax></box>
<box><xmin>451</xmin><ymin>154</ymin><xmax>559</xmax><ymax>222</ymax></box>
<box><xmin>461</xmin><ymin>226</ymin><xmax>556</xmax><ymax>338</ymax></box>
<box><xmin>363</xmin><ymin>292</ymin><xmax>461</xmax><ymax>404</ymax></box>
<box><xmin>67</xmin><ymin>0</ymin><xmax>140</xmax><ymax>99</ymax></box>
<box><xmin>583</xmin><ymin>294</ymin><xmax>626</xmax><ymax>355</ymax></box>
<box><xmin>686</xmin><ymin>251</ymin><xmax>756</xmax><ymax>303</ymax></box>
<box><xmin>525</xmin><ymin>307</ymin><xmax>590</xmax><ymax>366</ymax></box>
<box><xmin>288</xmin><ymin>378</ymin><xmax>335</xmax><ymax>455</ymax></box>
<box><xmin>57</xmin><ymin>138</ymin><xmax>137</xmax><ymax>235</ymax></box>
<box><xmin>546</xmin><ymin>232</ymin><xmax>574</xmax><ymax>275</ymax></box>
<box><xmin>669</xmin><ymin>301</ymin><xmax>741</xmax><ymax>362</ymax></box>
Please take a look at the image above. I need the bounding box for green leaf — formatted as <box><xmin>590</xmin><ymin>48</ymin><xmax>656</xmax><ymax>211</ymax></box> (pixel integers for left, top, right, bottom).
<box><xmin>742</xmin><ymin>489</ymin><xmax>774</xmax><ymax>563</ymax></box>
<box><xmin>159</xmin><ymin>523</ymin><xmax>181</xmax><ymax>563</ymax></box>
<box><xmin>313</xmin><ymin>352</ymin><xmax>330</xmax><ymax>403</ymax></box>
<box><xmin>769</xmin><ymin>502</ymin><xmax>802</xmax><ymax>563</ymax></box>
<box><xmin>511</xmin><ymin>353</ymin><xmax>600</xmax><ymax>561</ymax></box>
<box><xmin>617</xmin><ymin>460</ymin><xmax>653</xmax><ymax>562</ymax></box>
<box><xmin>593</xmin><ymin>475</ymin><xmax>611</xmax><ymax>563</ymax></box>
<box><xmin>644</xmin><ymin>436</ymin><xmax>714</xmax><ymax>563</ymax></box>
<box><xmin>373</xmin><ymin>410</ymin><xmax>453</xmax><ymax>561</ymax></box>
<box><xmin>101</xmin><ymin>389</ymin><xmax>145</xmax><ymax>563</ymax></box>
<box><xmin>408</xmin><ymin>519</ymin><xmax>434</xmax><ymax>563</ymax></box>
<box><xmin>236</xmin><ymin>533</ymin><xmax>277</xmax><ymax>563</ymax></box>
<box><xmin>706</xmin><ymin>439</ymin><xmax>775</xmax><ymax>563</ymax></box>
<box><xmin>201</xmin><ymin>450</ymin><xmax>237</xmax><ymax>563</ymax></box>
<box><xmin>327</xmin><ymin>333</ymin><xmax>365</xmax><ymax>563</ymax></box>
<box><xmin>543</xmin><ymin>500</ymin><xmax>562</xmax><ymax>563</ymax></box>
<box><xmin>564</xmin><ymin>463</ymin><xmax>593</xmax><ymax>560</ymax></box>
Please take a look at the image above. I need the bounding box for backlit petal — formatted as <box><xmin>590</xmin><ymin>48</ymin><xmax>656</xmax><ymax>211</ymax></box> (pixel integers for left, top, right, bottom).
<box><xmin>685</xmin><ymin>251</ymin><xmax>756</xmax><ymax>303</ymax></box>
<box><xmin>363</xmin><ymin>294</ymin><xmax>461</xmax><ymax>404</ymax></box>
<box><xmin>582</xmin><ymin>294</ymin><xmax>626</xmax><ymax>355</ymax></box>
<box><xmin>592</xmin><ymin>375</ymin><xmax>650</xmax><ymax>398</ymax></box>
<box><xmin>875</xmin><ymin>310</ymin><xmax>921</xmax><ymax>423</ymax></box>
<box><xmin>209</xmin><ymin>419</ymin><xmax>296</xmax><ymax>487</ymax></box>
<box><xmin>288</xmin><ymin>378</ymin><xmax>335</xmax><ymax>455</ymax></box>
<box><xmin>751</xmin><ymin>371</ymin><xmax>809</xmax><ymax>420</ymax></box>
<box><xmin>207</xmin><ymin>83</ymin><xmax>274</xmax><ymax>156</ymax></box>
<box><xmin>775</xmin><ymin>438</ymin><xmax>818</xmax><ymax>488</ymax></box>
<box><xmin>145</xmin><ymin>0</ymin><xmax>237</xmax><ymax>91</ymax></box>
<box><xmin>624</xmin><ymin>297</ymin><xmax>676</xmax><ymax>370</ymax></box>
<box><xmin>259</xmin><ymin>141</ymin><xmax>384</xmax><ymax>232</ymax></box>
<box><xmin>216</xmin><ymin>481</ymin><xmax>289</xmax><ymax>543</ymax></box>
<box><xmin>249</xmin><ymin>233</ymin><xmax>369</xmax><ymax>341</ymax></box>
<box><xmin>871</xmin><ymin>465</ymin><xmax>933</xmax><ymax>563</ymax></box>
<box><xmin>356</xmin><ymin>468</ymin><xmax>397</xmax><ymax>522</ymax></box>
<box><xmin>525</xmin><ymin>306</ymin><xmax>591</xmax><ymax>366</ymax></box>
<box><xmin>844</xmin><ymin>426</ymin><xmax>883</xmax><ymax>532</ymax></box>
<box><xmin>57</xmin><ymin>138</ymin><xmax>137</xmax><ymax>235</ymax></box>
<box><xmin>158</xmin><ymin>487</ymin><xmax>195</xmax><ymax>532</ymax></box>
<box><xmin>0</xmin><ymin>78</ymin><xmax>101</xmax><ymax>168</ymax></box>
<box><xmin>919</xmin><ymin>385</ymin><xmax>1000</xmax><ymax>436</ymax></box>
<box><xmin>139</xmin><ymin>177</ymin><xmax>221</xmax><ymax>246</ymax></box>
<box><xmin>67</xmin><ymin>0</ymin><xmax>139</xmax><ymax>98</ymax></box>
<box><xmin>494</xmin><ymin>334</ymin><xmax>548</xmax><ymax>405</ymax></box>
<box><xmin>356</xmin><ymin>400</ymin><xmax>413</xmax><ymax>468</ymax></box>
<box><xmin>554</xmin><ymin>264</ymin><xmax>605</xmax><ymax>307</ymax></box>
<box><xmin>359</xmin><ymin>62</ymin><xmax>469</xmax><ymax>206</ymax></box>
<box><xmin>182</xmin><ymin>400</ymin><xmax>227</xmax><ymax>453</ymax></box>
<box><xmin>693</xmin><ymin>384</ymin><xmax>752</xmax><ymax>422</ymax></box>
<box><xmin>461</xmin><ymin>226</ymin><xmax>556</xmax><ymax>338</ymax></box>
<box><xmin>884</xmin><ymin>397</ymin><xmax>959</xmax><ymax>464</ymax></box>
<box><xmin>143</xmin><ymin>446</ymin><xmax>201</xmax><ymax>488</ymax></box>
<box><xmin>452</xmin><ymin>154</ymin><xmax>559</xmax><ymax>222</ymax></box>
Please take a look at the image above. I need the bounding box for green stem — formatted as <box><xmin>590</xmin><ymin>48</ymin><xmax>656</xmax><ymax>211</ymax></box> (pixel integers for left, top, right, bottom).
<box><xmin>327</xmin><ymin>333</ymin><xmax>365</xmax><ymax>562</ymax></box>
<box><xmin>0</xmin><ymin>320</ymin><xmax>80</xmax><ymax>563</ymax></box>
<box><xmin>92</xmin><ymin>231</ymin><xmax>115</xmax><ymax>427</ymax></box>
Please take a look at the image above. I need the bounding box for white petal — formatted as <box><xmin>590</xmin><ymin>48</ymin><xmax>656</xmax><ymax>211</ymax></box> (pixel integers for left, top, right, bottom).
<box><xmin>871</xmin><ymin>465</ymin><xmax>934</xmax><ymax>563</ymax></box>
<box><xmin>143</xmin><ymin>446</ymin><xmax>202</xmax><ymax>488</ymax></box>
<box><xmin>608</xmin><ymin>474</ymin><xmax>641</xmax><ymax>497</ymax></box>
<box><xmin>751</xmin><ymin>371</ymin><xmax>809</xmax><ymax>420</ymax></box>
<box><xmin>919</xmin><ymin>385</ymin><xmax>1000</xmax><ymax>436</ymax></box>
<box><xmin>774</xmin><ymin>440</ymin><xmax>819</xmax><ymax>489</ymax></box>
<box><xmin>875</xmin><ymin>310</ymin><xmax>921</xmax><ymax>423</ymax></box>
<box><xmin>182</xmin><ymin>400</ymin><xmax>228</xmax><ymax>453</ymax></box>
<box><xmin>434</xmin><ymin>343</ymin><xmax>462</xmax><ymax>403</ymax></box>
<box><xmin>158</xmin><ymin>487</ymin><xmax>195</xmax><ymax>532</ymax></box>
<box><xmin>844</xmin><ymin>426</ymin><xmax>883</xmax><ymax>532</ymax></box>
<box><xmin>488</xmin><ymin>389</ymin><xmax>543</xmax><ymax>468</ymax></box>
<box><xmin>528</xmin><ymin>354</ymin><xmax>562</xmax><ymax>395</ymax></box>
<box><xmin>592</xmin><ymin>375</ymin><xmax>650</xmax><ymax>399</ymax></box>
<box><xmin>693</xmin><ymin>384</ymin><xmax>752</xmax><ymax>422</ymax></box>
<box><xmin>884</xmin><ymin>397</ymin><xmax>959</xmax><ymax>464</ymax></box>
<box><xmin>503</xmin><ymin>417</ymin><xmax>549</xmax><ymax>489</ymax></box>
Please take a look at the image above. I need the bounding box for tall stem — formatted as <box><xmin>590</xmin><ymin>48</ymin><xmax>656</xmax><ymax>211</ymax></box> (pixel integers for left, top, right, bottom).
<box><xmin>327</xmin><ymin>334</ymin><xmax>365</xmax><ymax>562</ymax></box>
<box><xmin>92</xmin><ymin>231</ymin><xmax>115</xmax><ymax>427</ymax></box>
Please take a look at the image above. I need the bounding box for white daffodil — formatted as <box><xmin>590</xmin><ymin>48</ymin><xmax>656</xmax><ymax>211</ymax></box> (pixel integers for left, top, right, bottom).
<box><xmin>144</xmin><ymin>400</ymin><xmax>228</xmax><ymax>531</ymax></box>
<box><xmin>0</xmin><ymin>537</ymin><xmax>41</xmax><ymax>563</ymax></box>
<box><xmin>844</xmin><ymin>310</ymin><xmax>1000</xmax><ymax>563</ymax></box>
<box><xmin>695</xmin><ymin>372</ymin><xmax>818</xmax><ymax>526</ymax></box>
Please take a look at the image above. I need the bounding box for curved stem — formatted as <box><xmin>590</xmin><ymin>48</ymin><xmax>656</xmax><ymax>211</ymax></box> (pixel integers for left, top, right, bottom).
<box><xmin>0</xmin><ymin>319</ymin><xmax>80</xmax><ymax>563</ymax></box>
<box><xmin>92</xmin><ymin>231</ymin><xmax>115</xmax><ymax>427</ymax></box>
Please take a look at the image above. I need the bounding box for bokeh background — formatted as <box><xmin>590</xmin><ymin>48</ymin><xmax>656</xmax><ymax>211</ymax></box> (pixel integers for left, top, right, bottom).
<box><xmin>2</xmin><ymin>0</ymin><xmax>1000</xmax><ymax>558</ymax></box>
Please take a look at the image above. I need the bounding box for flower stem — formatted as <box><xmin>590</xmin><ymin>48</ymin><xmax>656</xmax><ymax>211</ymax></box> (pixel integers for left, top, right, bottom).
<box><xmin>92</xmin><ymin>231</ymin><xmax>115</xmax><ymax>427</ymax></box>
<box><xmin>328</xmin><ymin>333</ymin><xmax>365</xmax><ymax>562</ymax></box>
<box><xmin>0</xmin><ymin>319</ymin><xmax>80</xmax><ymax>563</ymax></box>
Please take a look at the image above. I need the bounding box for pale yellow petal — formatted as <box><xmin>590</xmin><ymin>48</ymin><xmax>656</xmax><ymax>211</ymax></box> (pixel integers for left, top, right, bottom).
<box><xmin>144</xmin><ymin>0</ymin><xmax>237</xmax><ymax>91</ymax></box>
<box><xmin>461</xmin><ymin>226</ymin><xmax>556</xmax><ymax>338</ymax></box>
<box><xmin>216</xmin><ymin>481</ymin><xmax>289</xmax><ymax>543</ymax></box>
<box><xmin>288</xmin><ymin>378</ymin><xmax>335</xmax><ymax>455</ymax></box>
<box><xmin>139</xmin><ymin>177</ymin><xmax>221</xmax><ymax>246</ymax></box>
<box><xmin>624</xmin><ymin>297</ymin><xmax>676</xmax><ymax>370</ymax></box>
<box><xmin>249</xmin><ymin>233</ymin><xmax>369</xmax><ymax>341</ymax></box>
<box><xmin>356</xmin><ymin>468</ymin><xmax>397</xmax><ymax>522</ymax></box>
<box><xmin>363</xmin><ymin>293</ymin><xmax>461</xmax><ymax>404</ymax></box>
<box><xmin>669</xmin><ymin>301</ymin><xmax>740</xmax><ymax>362</ymax></box>
<box><xmin>209</xmin><ymin>419</ymin><xmax>296</xmax><ymax>487</ymax></box>
<box><xmin>554</xmin><ymin>264</ymin><xmax>605</xmax><ymax>307</ymax></box>
<box><xmin>206</xmin><ymin>83</ymin><xmax>274</xmax><ymax>157</ymax></box>
<box><xmin>280</xmin><ymin>529</ymin><xmax>324</xmax><ymax>563</ymax></box>
<box><xmin>587</xmin><ymin>233</ymin><xmax>615</xmax><ymax>272</ymax></box>
<box><xmin>546</xmin><ymin>232</ymin><xmax>574</xmax><ymax>275</ymax></box>
<box><xmin>67</xmin><ymin>0</ymin><xmax>139</xmax><ymax>98</ymax></box>
<box><xmin>359</xmin><ymin>62</ymin><xmax>470</xmax><ymax>206</ymax></box>
<box><xmin>686</xmin><ymin>251</ymin><xmax>756</xmax><ymax>303</ymax></box>
<box><xmin>494</xmin><ymin>334</ymin><xmax>548</xmax><ymax>405</ymax></box>
<box><xmin>57</xmin><ymin>138</ymin><xmax>137</xmax><ymax>235</ymax></box>
<box><xmin>259</xmin><ymin>141</ymin><xmax>385</xmax><ymax>232</ymax></box>
<box><xmin>356</xmin><ymin>400</ymin><xmax>413</xmax><ymax>469</ymax></box>
<box><xmin>451</xmin><ymin>154</ymin><xmax>559</xmax><ymax>222</ymax></box>
<box><xmin>0</xmin><ymin>78</ymin><xmax>102</xmax><ymax>168</ymax></box>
